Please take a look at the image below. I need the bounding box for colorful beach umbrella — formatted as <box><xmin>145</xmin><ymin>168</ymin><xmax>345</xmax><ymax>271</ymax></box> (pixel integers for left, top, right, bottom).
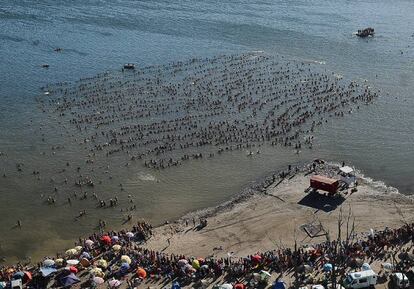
<box><xmin>12</xmin><ymin>272</ymin><xmax>25</xmax><ymax>280</ymax></box>
<box><xmin>90</xmin><ymin>267</ymin><xmax>105</xmax><ymax>278</ymax></box>
<box><xmin>65</xmin><ymin>248</ymin><xmax>78</xmax><ymax>257</ymax></box>
<box><xmin>95</xmin><ymin>259</ymin><xmax>108</xmax><ymax>269</ymax></box>
<box><xmin>43</xmin><ymin>259</ymin><xmax>55</xmax><ymax>267</ymax></box>
<box><xmin>171</xmin><ymin>281</ymin><xmax>181</xmax><ymax>289</ymax></box>
<box><xmin>234</xmin><ymin>283</ymin><xmax>245</xmax><ymax>289</ymax></box>
<box><xmin>85</xmin><ymin>239</ymin><xmax>94</xmax><ymax>247</ymax></box>
<box><xmin>55</xmin><ymin>258</ymin><xmax>64</xmax><ymax>267</ymax></box>
<box><xmin>120</xmin><ymin>255</ymin><xmax>131</xmax><ymax>264</ymax></box>
<box><xmin>112</xmin><ymin>244</ymin><xmax>122</xmax><ymax>251</ymax></box>
<box><xmin>177</xmin><ymin>259</ymin><xmax>188</xmax><ymax>267</ymax></box>
<box><xmin>80</xmin><ymin>258</ymin><xmax>91</xmax><ymax>267</ymax></box>
<box><xmin>101</xmin><ymin>235</ymin><xmax>112</xmax><ymax>245</ymax></box>
<box><xmin>74</xmin><ymin>245</ymin><xmax>83</xmax><ymax>252</ymax></box>
<box><xmin>80</xmin><ymin>251</ymin><xmax>91</xmax><ymax>259</ymax></box>
<box><xmin>137</xmin><ymin>267</ymin><xmax>147</xmax><ymax>279</ymax></box>
<box><xmin>108</xmin><ymin>278</ymin><xmax>122</xmax><ymax>288</ymax></box>
<box><xmin>93</xmin><ymin>276</ymin><xmax>105</xmax><ymax>285</ymax></box>
<box><xmin>66</xmin><ymin>259</ymin><xmax>79</xmax><ymax>266</ymax></box>
<box><xmin>192</xmin><ymin>259</ymin><xmax>200</xmax><ymax>269</ymax></box>
<box><xmin>323</xmin><ymin>263</ymin><xmax>333</xmax><ymax>272</ymax></box>
<box><xmin>251</xmin><ymin>254</ymin><xmax>262</xmax><ymax>263</ymax></box>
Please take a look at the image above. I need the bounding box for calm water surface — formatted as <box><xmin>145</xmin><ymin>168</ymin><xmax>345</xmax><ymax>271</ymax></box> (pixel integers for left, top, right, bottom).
<box><xmin>0</xmin><ymin>0</ymin><xmax>413</xmax><ymax>262</ymax></box>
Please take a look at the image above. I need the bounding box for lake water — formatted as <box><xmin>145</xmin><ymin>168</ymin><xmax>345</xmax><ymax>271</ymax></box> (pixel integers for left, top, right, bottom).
<box><xmin>0</xmin><ymin>0</ymin><xmax>413</xmax><ymax>263</ymax></box>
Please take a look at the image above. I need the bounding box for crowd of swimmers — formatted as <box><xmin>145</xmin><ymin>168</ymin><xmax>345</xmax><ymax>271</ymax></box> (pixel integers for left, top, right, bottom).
<box><xmin>1</xmin><ymin>219</ymin><xmax>413</xmax><ymax>288</ymax></box>
<box><xmin>1</xmin><ymin>52</ymin><xmax>380</xmax><ymax>226</ymax></box>
<box><xmin>37</xmin><ymin>52</ymin><xmax>378</xmax><ymax>173</ymax></box>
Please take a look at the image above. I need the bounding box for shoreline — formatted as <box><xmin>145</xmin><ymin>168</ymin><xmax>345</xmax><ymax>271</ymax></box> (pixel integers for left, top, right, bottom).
<box><xmin>1</xmin><ymin>159</ymin><xmax>411</xmax><ymax>267</ymax></box>
<box><xmin>2</xmin><ymin>159</ymin><xmax>410</xmax><ymax>266</ymax></box>
<box><xmin>2</xmin><ymin>160</ymin><xmax>414</xmax><ymax>289</ymax></box>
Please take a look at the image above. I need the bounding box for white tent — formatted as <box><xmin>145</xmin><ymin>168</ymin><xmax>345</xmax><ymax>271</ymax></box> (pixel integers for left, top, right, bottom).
<box><xmin>340</xmin><ymin>166</ymin><xmax>354</xmax><ymax>174</ymax></box>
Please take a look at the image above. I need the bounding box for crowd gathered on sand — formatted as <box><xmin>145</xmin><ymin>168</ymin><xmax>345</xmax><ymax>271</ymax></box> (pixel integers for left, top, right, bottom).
<box><xmin>0</xmin><ymin>218</ymin><xmax>413</xmax><ymax>288</ymax></box>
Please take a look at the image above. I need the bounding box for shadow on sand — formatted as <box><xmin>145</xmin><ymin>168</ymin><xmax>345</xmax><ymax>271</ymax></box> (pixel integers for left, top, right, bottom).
<box><xmin>297</xmin><ymin>191</ymin><xmax>346</xmax><ymax>212</ymax></box>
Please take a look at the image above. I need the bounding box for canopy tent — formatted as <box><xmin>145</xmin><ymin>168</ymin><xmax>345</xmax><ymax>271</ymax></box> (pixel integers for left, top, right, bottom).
<box><xmin>40</xmin><ymin>267</ymin><xmax>57</xmax><ymax>277</ymax></box>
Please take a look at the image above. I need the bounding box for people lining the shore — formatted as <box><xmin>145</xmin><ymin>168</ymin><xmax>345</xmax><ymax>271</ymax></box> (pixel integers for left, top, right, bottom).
<box><xmin>1</xmin><ymin>220</ymin><xmax>413</xmax><ymax>288</ymax></box>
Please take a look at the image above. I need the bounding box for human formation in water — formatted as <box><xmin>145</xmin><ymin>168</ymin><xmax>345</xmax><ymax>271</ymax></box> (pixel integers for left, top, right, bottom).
<box><xmin>38</xmin><ymin>52</ymin><xmax>378</xmax><ymax>172</ymax></box>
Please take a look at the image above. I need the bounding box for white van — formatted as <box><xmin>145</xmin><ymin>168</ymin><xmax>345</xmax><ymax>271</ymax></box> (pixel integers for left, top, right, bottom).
<box><xmin>343</xmin><ymin>270</ymin><xmax>378</xmax><ymax>289</ymax></box>
<box><xmin>11</xmin><ymin>279</ymin><xmax>23</xmax><ymax>289</ymax></box>
<box><xmin>390</xmin><ymin>273</ymin><xmax>410</xmax><ymax>288</ymax></box>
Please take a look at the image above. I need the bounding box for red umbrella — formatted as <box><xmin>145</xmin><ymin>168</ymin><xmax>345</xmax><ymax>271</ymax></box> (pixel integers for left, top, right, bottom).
<box><xmin>251</xmin><ymin>254</ymin><xmax>262</xmax><ymax>263</ymax></box>
<box><xmin>235</xmin><ymin>283</ymin><xmax>245</xmax><ymax>289</ymax></box>
<box><xmin>101</xmin><ymin>235</ymin><xmax>112</xmax><ymax>245</ymax></box>
<box><xmin>137</xmin><ymin>267</ymin><xmax>147</xmax><ymax>279</ymax></box>
<box><xmin>69</xmin><ymin>266</ymin><xmax>78</xmax><ymax>274</ymax></box>
<box><xmin>23</xmin><ymin>271</ymin><xmax>32</xmax><ymax>283</ymax></box>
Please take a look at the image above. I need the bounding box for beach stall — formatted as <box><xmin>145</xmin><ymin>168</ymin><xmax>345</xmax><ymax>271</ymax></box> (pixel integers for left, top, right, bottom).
<box><xmin>339</xmin><ymin>166</ymin><xmax>356</xmax><ymax>186</ymax></box>
<box><xmin>309</xmin><ymin>175</ymin><xmax>339</xmax><ymax>196</ymax></box>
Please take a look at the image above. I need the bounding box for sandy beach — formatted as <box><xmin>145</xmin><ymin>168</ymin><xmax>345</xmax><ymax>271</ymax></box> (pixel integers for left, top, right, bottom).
<box><xmin>146</xmin><ymin>163</ymin><xmax>414</xmax><ymax>261</ymax></box>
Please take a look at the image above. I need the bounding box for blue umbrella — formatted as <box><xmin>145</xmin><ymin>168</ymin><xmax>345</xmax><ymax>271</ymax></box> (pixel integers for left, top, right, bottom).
<box><xmin>323</xmin><ymin>263</ymin><xmax>333</xmax><ymax>272</ymax></box>
<box><xmin>80</xmin><ymin>251</ymin><xmax>91</xmax><ymax>259</ymax></box>
<box><xmin>60</xmin><ymin>273</ymin><xmax>80</xmax><ymax>287</ymax></box>
<box><xmin>172</xmin><ymin>281</ymin><xmax>181</xmax><ymax>289</ymax></box>
<box><xmin>12</xmin><ymin>271</ymin><xmax>25</xmax><ymax>280</ymax></box>
<box><xmin>120</xmin><ymin>262</ymin><xmax>130</xmax><ymax>274</ymax></box>
<box><xmin>273</xmin><ymin>280</ymin><xmax>286</xmax><ymax>289</ymax></box>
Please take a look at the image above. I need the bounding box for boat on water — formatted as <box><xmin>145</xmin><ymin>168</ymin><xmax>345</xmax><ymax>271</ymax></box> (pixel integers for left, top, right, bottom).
<box><xmin>356</xmin><ymin>27</ymin><xmax>375</xmax><ymax>37</ymax></box>
<box><xmin>123</xmin><ymin>63</ymin><xmax>135</xmax><ymax>69</ymax></box>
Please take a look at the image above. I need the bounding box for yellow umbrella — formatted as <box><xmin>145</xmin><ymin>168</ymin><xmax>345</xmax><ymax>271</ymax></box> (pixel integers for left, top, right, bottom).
<box><xmin>55</xmin><ymin>258</ymin><xmax>64</xmax><ymax>267</ymax></box>
<box><xmin>90</xmin><ymin>267</ymin><xmax>105</xmax><ymax>278</ymax></box>
<box><xmin>65</xmin><ymin>248</ymin><xmax>78</xmax><ymax>257</ymax></box>
<box><xmin>112</xmin><ymin>244</ymin><xmax>122</xmax><ymax>251</ymax></box>
<box><xmin>192</xmin><ymin>259</ymin><xmax>200</xmax><ymax>269</ymax></box>
<box><xmin>120</xmin><ymin>255</ymin><xmax>131</xmax><ymax>265</ymax></box>
<box><xmin>74</xmin><ymin>245</ymin><xmax>83</xmax><ymax>252</ymax></box>
<box><xmin>95</xmin><ymin>259</ymin><xmax>108</xmax><ymax>269</ymax></box>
